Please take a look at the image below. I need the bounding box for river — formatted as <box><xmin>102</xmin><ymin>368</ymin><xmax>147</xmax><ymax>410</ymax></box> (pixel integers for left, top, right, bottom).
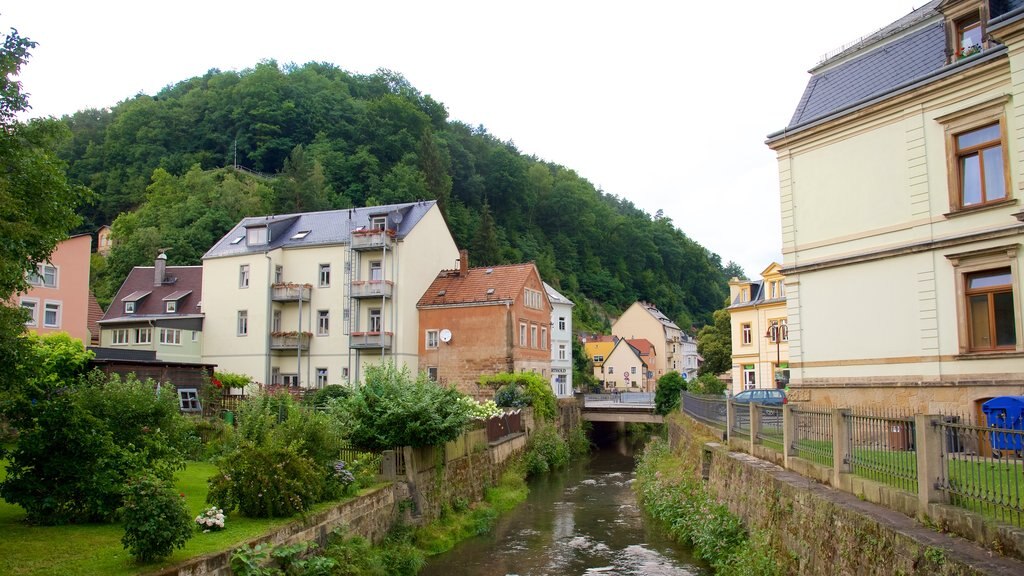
<box><xmin>419</xmin><ymin>436</ymin><xmax>708</xmax><ymax>576</ymax></box>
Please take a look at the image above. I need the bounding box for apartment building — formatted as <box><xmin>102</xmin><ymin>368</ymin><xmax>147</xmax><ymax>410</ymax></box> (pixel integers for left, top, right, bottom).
<box><xmin>545</xmin><ymin>282</ymin><xmax>575</xmax><ymax>397</ymax></box>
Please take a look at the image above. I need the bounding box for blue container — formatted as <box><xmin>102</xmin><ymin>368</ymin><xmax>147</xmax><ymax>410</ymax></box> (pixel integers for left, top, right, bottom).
<box><xmin>981</xmin><ymin>396</ymin><xmax>1024</xmax><ymax>453</ymax></box>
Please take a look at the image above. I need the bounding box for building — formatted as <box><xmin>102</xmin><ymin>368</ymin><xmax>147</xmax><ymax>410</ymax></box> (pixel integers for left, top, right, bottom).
<box><xmin>544</xmin><ymin>282</ymin><xmax>574</xmax><ymax>397</ymax></box>
<box><xmin>612</xmin><ymin>301</ymin><xmax>683</xmax><ymax>379</ymax></box>
<box><xmin>726</xmin><ymin>263</ymin><xmax>788</xmax><ymax>395</ymax></box>
<box><xmin>17</xmin><ymin>233</ymin><xmax>92</xmax><ymax>343</ymax></box>
<box><xmin>417</xmin><ymin>253</ymin><xmax>551</xmax><ymax>399</ymax></box>
<box><xmin>766</xmin><ymin>1</ymin><xmax>1024</xmax><ymax>414</ymax></box>
<box><xmin>679</xmin><ymin>333</ymin><xmax>700</xmax><ymax>382</ymax></box>
<box><xmin>602</xmin><ymin>338</ymin><xmax>655</xmax><ymax>391</ymax></box>
<box><xmin>201</xmin><ymin>201</ymin><xmax>458</xmax><ymax>388</ymax></box>
<box><xmin>98</xmin><ymin>254</ymin><xmax>204</xmax><ymax>364</ymax></box>
<box><xmin>583</xmin><ymin>336</ymin><xmax>616</xmax><ymax>387</ymax></box>
<box><xmin>96</xmin><ymin>225</ymin><xmax>113</xmax><ymax>256</ymax></box>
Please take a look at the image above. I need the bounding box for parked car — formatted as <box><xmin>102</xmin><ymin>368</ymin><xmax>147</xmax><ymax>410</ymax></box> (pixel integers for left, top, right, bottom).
<box><xmin>732</xmin><ymin>389</ymin><xmax>787</xmax><ymax>405</ymax></box>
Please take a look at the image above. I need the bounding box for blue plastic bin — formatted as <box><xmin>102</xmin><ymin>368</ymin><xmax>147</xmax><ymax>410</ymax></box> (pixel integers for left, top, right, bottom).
<box><xmin>981</xmin><ymin>396</ymin><xmax>1024</xmax><ymax>454</ymax></box>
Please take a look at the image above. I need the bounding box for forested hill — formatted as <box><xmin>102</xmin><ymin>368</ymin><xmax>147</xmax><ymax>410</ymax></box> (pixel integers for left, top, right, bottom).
<box><xmin>58</xmin><ymin>61</ymin><xmax>736</xmax><ymax>330</ymax></box>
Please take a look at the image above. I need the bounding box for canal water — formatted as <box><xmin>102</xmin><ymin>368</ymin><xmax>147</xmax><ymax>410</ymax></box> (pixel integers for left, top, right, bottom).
<box><xmin>419</xmin><ymin>437</ymin><xmax>708</xmax><ymax>576</ymax></box>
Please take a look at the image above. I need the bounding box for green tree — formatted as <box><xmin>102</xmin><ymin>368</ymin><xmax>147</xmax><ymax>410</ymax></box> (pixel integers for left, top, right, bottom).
<box><xmin>697</xmin><ymin>307</ymin><xmax>732</xmax><ymax>376</ymax></box>
<box><xmin>472</xmin><ymin>200</ymin><xmax>501</xmax><ymax>266</ymax></box>
<box><xmin>654</xmin><ymin>371</ymin><xmax>685</xmax><ymax>415</ymax></box>
<box><xmin>572</xmin><ymin>337</ymin><xmax>597</xmax><ymax>392</ymax></box>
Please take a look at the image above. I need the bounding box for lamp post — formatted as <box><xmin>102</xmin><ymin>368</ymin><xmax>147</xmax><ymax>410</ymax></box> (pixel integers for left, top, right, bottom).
<box><xmin>765</xmin><ymin>321</ymin><xmax>789</xmax><ymax>389</ymax></box>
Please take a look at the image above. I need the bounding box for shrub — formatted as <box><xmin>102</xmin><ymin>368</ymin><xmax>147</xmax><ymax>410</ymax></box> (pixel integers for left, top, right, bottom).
<box><xmin>524</xmin><ymin>425</ymin><xmax>569</xmax><ymax>476</ymax></box>
<box><xmin>494</xmin><ymin>383</ymin><xmax>528</xmax><ymax>408</ymax></box>
<box><xmin>483</xmin><ymin>372</ymin><xmax>558</xmax><ymax>422</ymax></box>
<box><xmin>304</xmin><ymin>384</ymin><xmax>352</xmax><ymax>407</ymax></box>
<box><xmin>207</xmin><ymin>440</ymin><xmax>324</xmax><ymax>518</ymax></box>
<box><xmin>654</xmin><ymin>371</ymin><xmax>685</xmax><ymax>415</ymax></box>
<box><xmin>120</xmin><ymin>474</ymin><xmax>193</xmax><ymax>563</ymax></box>
<box><xmin>688</xmin><ymin>373</ymin><xmax>726</xmax><ymax>396</ymax></box>
<box><xmin>566</xmin><ymin>423</ymin><xmax>593</xmax><ymax>458</ymax></box>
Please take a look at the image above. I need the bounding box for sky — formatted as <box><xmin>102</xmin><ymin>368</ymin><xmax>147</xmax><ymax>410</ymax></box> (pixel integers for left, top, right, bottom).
<box><xmin>5</xmin><ymin>1</ymin><xmax>923</xmax><ymax>278</ymax></box>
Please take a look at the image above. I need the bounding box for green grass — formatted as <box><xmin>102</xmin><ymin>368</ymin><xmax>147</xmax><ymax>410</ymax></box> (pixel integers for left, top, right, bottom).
<box><xmin>0</xmin><ymin>461</ymin><xmax>362</xmax><ymax>576</ymax></box>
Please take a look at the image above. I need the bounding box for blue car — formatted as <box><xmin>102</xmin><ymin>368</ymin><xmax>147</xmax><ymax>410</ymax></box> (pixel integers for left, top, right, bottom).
<box><xmin>732</xmin><ymin>389</ymin><xmax>787</xmax><ymax>406</ymax></box>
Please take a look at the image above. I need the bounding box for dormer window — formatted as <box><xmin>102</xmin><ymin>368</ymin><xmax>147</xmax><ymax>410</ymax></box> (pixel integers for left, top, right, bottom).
<box><xmin>371</xmin><ymin>216</ymin><xmax>386</xmax><ymax>231</ymax></box>
<box><xmin>247</xmin><ymin>226</ymin><xmax>268</xmax><ymax>246</ymax></box>
<box><xmin>166</xmin><ymin>301</ymin><xmax>176</xmax><ymax>313</ymax></box>
<box><xmin>125</xmin><ymin>301</ymin><xmax>136</xmax><ymax>314</ymax></box>
<box><xmin>956</xmin><ymin>13</ymin><xmax>982</xmax><ymax>57</ymax></box>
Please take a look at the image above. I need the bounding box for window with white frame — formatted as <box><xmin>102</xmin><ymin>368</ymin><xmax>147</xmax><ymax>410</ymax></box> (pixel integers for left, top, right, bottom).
<box><xmin>427</xmin><ymin>367</ymin><xmax>438</xmax><ymax>382</ymax></box>
<box><xmin>272</xmin><ymin>309</ymin><xmax>282</xmax><ymax>333</ymax></box>
<box><xmin>111</xmin><ymin>328</ymin><xmax>130</xmax><ymax>345</ymax></box>
<box><xmin>558</xmin><ymin>317</ymin><xmax>566</xmax><ymax>331</ymax></box>
<box><xmin>178</xmin><ymin>388</ymin><xmax>201</xmax><ymax>412</ymax></box>
<box><xmin>531</xmin><ymin>325</ymin><xmax>538</xmax><ymax>348</ymax></box>
<box><xmin>43</xmin><ymin>301</ymin><xmax>60</xmax><ymax>328</ymax></box>
<box><xmin>426</xmin><ymin>329</ymin><xmax>439</xmax><ymax>349</ymax></box>
<box><xmin>316</xmin><ymin>368</ymin><xmax>328</xmax><ymax>387</ymax></box>
<box><xmin>319</xmin><ymin>264</ymin><xmax>331</xmax><ymax>287</ymax></box>
<box><xmin>125</xmin><ymin>301</ymin><xmax>136</xmax><ymax>314</ymax></box>
<box><xmin>371</xmin><ymin>216</ymin><xmax>386</xmax><ymax>230</ymax></box>
<box><xmin>369</xmin><ymin>261</ymin><xmax>383</xmax><ymax>281</ymax></box>
<box><xmin>237</xmin><ymin>310</ymin><xmax>248</xmax><ymax>336</ymax></box>
<box><xmin>282</xmin><ymin>374</ymin><xmax>299</xmax><ymax>387</ymax></box>
<box><xmin>239</xmin><ymin>264</ymin><xmax>250</xmax><ymax>288</ymax></box>
<box><xmin>20</xmin><ymin>299</ymin><xmax>37</xmax><ymax>326</ymax></box>
<box><xmin>135</xmin><ymin>328</ymin><xmax>152</xmax><ymax>344</ymax></box>
<box><xmin>342</xmin><ymin>367</ymin><xmax>349</xmax><ymax>381</ymax></box>
<box><xmin>593</xmin><ymin>354</ymin><xmax>604</xmax><ymax>363</ymax></box>
<box><xmin>524</xmin><ymin>288</ymin><xmax>543</xmax><ymax>309</ymax></box>
<box><xmin>541</xmin><ymin>327</ymin><xmax>547</xmax><ymax>349</ymax></box>
<box><xmin>27</xmin><ymin>264</ymin><xmax>57</xmax><ymax>288</ymax></box>
<box><xmin>246</xmin><ymin>226</ymin><xmax>267</xmax><ymax>246</ymax></box>
<box><xmin>317</xmin><ymin>310</ymin><xmax>329</xmax><ymax>336</ymax></box>
<box><xmin>368</xmin><ymin>308</ymin><xmax>382</xmax><ymax>332</ymax></box>
<box><xmin>741</xmin><ymin>323</ymin><xmax>752</xmax><ymax>345</ymax></box>
<box><xmin>558</xmin><ymin>344</ymin><xmax>567</xmax><ymax>360</ymax></box>
<box><xmin>520</xmin><ymin>322</ymin><xmax>527</xmax><ymax>346</ymax></box>
<box><xmin>165</xmin><ymin>301</ymin><xmax>176</xmax><ymax>313</ymax></box>
<box><xmin>275</xmin><ymin>265</ymin><xmax>284</xmax><ymax>284</ymax></box>
<box><xmin>159</xmin><ymin>328</ymin><xmax>181</xmax><ymax>345</ymax></box>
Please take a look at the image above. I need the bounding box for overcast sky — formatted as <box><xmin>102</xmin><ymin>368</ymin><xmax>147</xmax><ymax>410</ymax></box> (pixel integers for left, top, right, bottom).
<box><xmin>5</xmin><ymin>1</ymin><xmax>921</xmax><ymax>278</ymax></box>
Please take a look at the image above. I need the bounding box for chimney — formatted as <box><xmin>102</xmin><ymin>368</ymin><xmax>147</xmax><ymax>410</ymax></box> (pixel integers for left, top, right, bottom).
<box><xmin>459</xmin><ymin>249</ymin><xmax>468</xmax><ymax>277</ymax></box>
<box><xmin>154</xmin><ymin>253</ymin><xmax>167</xmax><ymax>287</ymax></box>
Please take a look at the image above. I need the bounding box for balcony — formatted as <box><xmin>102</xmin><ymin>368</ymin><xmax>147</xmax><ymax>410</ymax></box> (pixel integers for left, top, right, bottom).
<box><xmin>350</xmin><ymin>331</ymin><xmax>393</xmax><ymax>349</ymax></box>
<box><xmin>271</xmin><ymin>283</ymin><xmax>311</xmax><ymax>302</ymax></box>
<box><xmin>350</xmin><ymin>229</ymin><xmax>394</xmax><ymax>251</ymax></box>
<box><xmin>270</xmin><ymin>331</ymin><xmax>311</xmax><ymax>351</ymax></box>
<box><xmin>350</xmin><ymin>280</ymin><xmax>394</xmax><ymax>299</ymax></box>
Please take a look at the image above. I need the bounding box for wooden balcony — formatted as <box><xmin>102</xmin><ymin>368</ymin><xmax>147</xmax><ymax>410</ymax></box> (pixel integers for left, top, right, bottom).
<box><xmin>350</xmin><ymin>229</ymin><xmax>394</xmax><ymax>251</ymax></box>
<box><xmin>350</xmin><ymin>331</ymin><xmax>393</xmax><ymax>349</ymax></box>
<box><xmin>350</xmin><ymin>280</ymin><xmax>394</xmax><ymax>299</ymax></box>
<box><xmin>270</xmin><ymin>332</ymin><xmax>311</xmax><ymax>351</ymax></box>
<box><xmin>271</xmin><ymin>283</ymin><xmax>311</xmax><ymax>302</ymax></box>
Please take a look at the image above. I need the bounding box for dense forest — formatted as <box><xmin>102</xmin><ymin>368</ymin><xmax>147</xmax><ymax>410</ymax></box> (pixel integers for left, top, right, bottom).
<box><xmin>57</xmin><ymin>61</ymin><xmax>737</xmax><ymax>330</ymax></box>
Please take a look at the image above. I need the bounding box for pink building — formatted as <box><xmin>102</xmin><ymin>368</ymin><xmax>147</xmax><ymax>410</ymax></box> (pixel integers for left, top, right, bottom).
<box><xmin>17</xmin><ymin>234</ymin><xmax>93</xmax><ymax>343</ymax></box>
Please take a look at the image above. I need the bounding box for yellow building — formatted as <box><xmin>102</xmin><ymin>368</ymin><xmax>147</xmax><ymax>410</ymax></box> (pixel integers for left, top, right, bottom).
<box><xmin>201</xmin><ymin>201</ymin><xmax>459</xmax><ymax>388</ymax></box>
<box><xmin>727</xmin><ymin>263</ymin><xmax>789</xmax><ymax>395</ymax></box>
<box><xmin>583</xmin><ymin>339</ymin><xmax>615</xmax><ymax>386</ymax></box>
<box><xmin>611</xmin><ymin>301</ymin><xmax>683</xmax><ymax>379</ymax></box>
<box><xmin>767</xmin><ymin>0</ymin><xmax>1024</xmax><ymax>414</ymax></box>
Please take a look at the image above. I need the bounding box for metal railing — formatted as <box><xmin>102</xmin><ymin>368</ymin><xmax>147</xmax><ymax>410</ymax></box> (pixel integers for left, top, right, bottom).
<box><xmin>791</xmin><ymin>406</ymin><xmax>833</xmax><ymax>468</ymax></box>
<box><xmin>936</xmin><ymin>419</ymin><xmax>1024</xmax><ymax>527</ymax></box>
<box><xmin>583</xmin><ymin>393</ymin><xmax>655</xmax><ymax>406</ymax></box>
<box><xmin>681</xmin><ymin>392</ymin><xmax>727</xmax><ymax>429</ymax></box>
<box><xmin>731</xmin><ymin>404</ymin><xmax>750</xmax><ymax>437</ymax></box>
<box><xmin>845</xmin><ymin>409</ymin><xmax>918</xmax><ymax>493</ymax></box>
<box><xmin>755</xmin><ymin>404</ymin><xmax>784</xmax><ymax>452</ymax></box>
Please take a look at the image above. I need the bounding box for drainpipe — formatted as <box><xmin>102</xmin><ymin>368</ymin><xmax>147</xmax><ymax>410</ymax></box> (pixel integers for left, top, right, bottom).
<box><xmin>265</xmin><ymin>252</ymin><xmax>272</xmax><ymax>387</ymax></box>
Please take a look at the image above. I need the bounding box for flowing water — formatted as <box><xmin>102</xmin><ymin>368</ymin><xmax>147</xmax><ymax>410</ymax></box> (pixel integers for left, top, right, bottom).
<box><xmin>419</xmin><ymin>437</ymin><xmax>708</xmax><ymax>576</ymax></box>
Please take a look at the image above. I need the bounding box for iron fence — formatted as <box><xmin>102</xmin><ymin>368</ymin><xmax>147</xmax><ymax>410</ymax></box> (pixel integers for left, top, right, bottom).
<box><xmin>935</xmin><ymin>419</ymin><xmax>1024</xmax><ymax>528</ymax></box>
<box><xmin>755</xmin><ymin>404</ymin><xmax>784</xmax><ymax>452</ymax></box>
<box><xmin>845</xmin><ymin>408</ymin><xmax>918</xmax><ymax>493</ymax></box>
<box><xmin>731</xmin><ymin>402</ymin><xmax>750</xmax><ymax>437</ymax></box>
<box><xmin>791</xmin><ymin>406</ymin><xmax>833</xmax><ymax>468</ymax></box>
<box><xmin>681</xmin><ymin>392</ymin><xmax>727</xmax><ymax>429</ymax></box>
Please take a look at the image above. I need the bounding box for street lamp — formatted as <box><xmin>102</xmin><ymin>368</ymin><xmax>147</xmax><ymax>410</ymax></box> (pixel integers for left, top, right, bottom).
<box><xmin>765</xmin><ymin>321</ymin><xmax>789</xmax><ymax>389</ymax></box>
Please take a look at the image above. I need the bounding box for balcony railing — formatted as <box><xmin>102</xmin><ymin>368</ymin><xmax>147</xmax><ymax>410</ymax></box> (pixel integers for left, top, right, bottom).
<box><xmin>271</xmin><ymin>283</ymin><xmax>311</xmax><ymax>302</ymax></box>
<box><xmin>350</xmin><ymin>229</ymin><xmax>394</xmax><ymax>251</ymax></box>
<box><xmin>270</xmin><ymin>332</ymin><xmax>311</xmax><ymax>351</ymax></box>
<box><xmin>350</xmin><ymin>280</ymin><xmax>394</xmax><ymax>299</ymax></box>
<box><xmin>350</xmin><ymin>331</ymin><xmax>393</xmax><ymax>349</ymax></box>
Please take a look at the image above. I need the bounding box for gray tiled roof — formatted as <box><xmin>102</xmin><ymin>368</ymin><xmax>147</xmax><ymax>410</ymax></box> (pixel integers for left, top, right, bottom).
<box><xmin>543</xmin><ymin>282</ymin><xmax>574</xmax><ymax>307</ymax></box>
<box><xmin>203</xmin><ymin>201</ymin><xmax>438</xmax><ymax>260</ymax></box>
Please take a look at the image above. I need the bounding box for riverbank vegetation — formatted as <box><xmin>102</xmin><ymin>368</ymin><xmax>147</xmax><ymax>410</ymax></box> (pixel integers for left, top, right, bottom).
<box><xmin>634</xmin><ymin>438</ymin><xmax>780</xmax><ymax>575</ymax></box>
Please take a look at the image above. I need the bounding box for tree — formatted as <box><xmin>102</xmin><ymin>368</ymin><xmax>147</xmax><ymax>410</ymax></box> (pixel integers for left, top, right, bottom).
<box><xmin>571</xmin><ymin>337</ymin><xmax>598</xmax><ymax>392</ymax></box>
<box><xmin>471</xmin><ymin>200</ymin><xmax>501</xmax><ymax>266</ymax></box>
<box><xmin>723</xmin><ymin>261</ymin><xmax>747</xmax><ymax>280</ymax></box>
<box><xmin>697</xmin><ymin>307</ymin><xmax>732</xmax><ymax>376</ymax></box>
<box><xmin>654</xmin><ymin>371</ymin><xmax>685</xmax><ymax>415</ymax></box>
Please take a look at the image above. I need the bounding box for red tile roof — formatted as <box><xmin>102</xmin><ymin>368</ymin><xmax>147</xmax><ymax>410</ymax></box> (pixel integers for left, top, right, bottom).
<box><xmin>87</xmin><ymin>292</ymin><xmax>104</xmax><ymax>345</ymax></box>
<box><xmin>100</xmin><ymin>266</ymin><xmax>203</xmax><ymax>323</ymax></box>
<box><xmin>626</xmin><ymin>338</ymin><xmax>656</xmax><ymax>357</ymax></box>
<box><xmin>417</xmin><ymin>263</ymin><xmax>542</xmax><ymax>308</ymax></box>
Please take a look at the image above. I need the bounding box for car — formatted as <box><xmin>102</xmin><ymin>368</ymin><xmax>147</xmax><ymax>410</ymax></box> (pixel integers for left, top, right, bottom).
<box><xmin>732</xmin><ymin>389</ymin><xmax>787</xmax><ymax>405</ymax></box>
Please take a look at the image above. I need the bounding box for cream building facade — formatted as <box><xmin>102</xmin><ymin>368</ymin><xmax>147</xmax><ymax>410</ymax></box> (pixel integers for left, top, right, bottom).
<box><xmin>544</xmin><ymin>282</ymin><xmax>575</xmax><ymax>397</ymax></box>
<box><xmin>767</xmin><ymin>0</ymin><xmax>1024</xmax><ymax>414</ymax></box>
<box><xmin>611</xmin><ymin>301</ymin><xmax>683</xmax><ymax>379</ymax></box>
<box><xmin>201</xmin><ymin>201</ymin><xmax>459</xmax><ymax>388</ymax></box>
<box><xmin>727</xmin><ymin>264</ymin><xmax>788</xmax><ymax>396</ymax></box>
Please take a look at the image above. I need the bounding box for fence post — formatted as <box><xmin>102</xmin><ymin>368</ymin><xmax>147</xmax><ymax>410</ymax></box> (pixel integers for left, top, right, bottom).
<box><xmin>783</xmin><ymin>405</ymin><xmax>796</xmax><ymax>469</ymax></box>
<box><xmin>749</xmin><ymin>402</ymin><xmax>760</xmax><ymax>449</ymax></box>
<box><xmin>726</xmin><ymin>398</ymin><xmax>736</xmax><ymax>444</ymax></box>
<box><xmin>915</xmin><ymin>414</ymin><xmax>947</xmax><ymax>518</ymax></box>
<box><xmin>832</xmin><ymin>409</ymin><xmax>852</xmax><ymax>488</ymax></box>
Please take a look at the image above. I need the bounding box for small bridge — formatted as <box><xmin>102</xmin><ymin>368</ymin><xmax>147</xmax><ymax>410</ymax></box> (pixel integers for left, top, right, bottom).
<box><xmin>580</xmin><ymin>393</ymin><xmax>663</xmax><ymax>424</ymax></box>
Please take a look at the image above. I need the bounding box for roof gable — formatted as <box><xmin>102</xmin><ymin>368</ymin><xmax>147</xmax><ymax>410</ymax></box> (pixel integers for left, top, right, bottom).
<box><xmin>417</xmin><ymin>263</ymin><xmax>546</xmax><ymax>308</ymax></box>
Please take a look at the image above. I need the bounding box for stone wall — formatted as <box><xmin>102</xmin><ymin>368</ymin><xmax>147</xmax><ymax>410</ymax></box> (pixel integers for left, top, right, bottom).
<box><xmin>667</xmin><ymin>414</ymin><xmax>1024</xmax><ymax>575</ymax></box>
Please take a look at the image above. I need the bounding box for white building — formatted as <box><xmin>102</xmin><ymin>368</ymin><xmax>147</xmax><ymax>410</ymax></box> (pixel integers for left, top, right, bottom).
<box><xmin>544</xmin><ymin>282</ymin><xmax>574</xmax><ymax>396</ymax></box>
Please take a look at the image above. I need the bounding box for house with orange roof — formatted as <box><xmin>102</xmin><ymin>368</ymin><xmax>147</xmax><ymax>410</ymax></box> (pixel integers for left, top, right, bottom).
<box><xmin>417</xmin><ymin>250</ymin><xmax>552</xmax><ymax>398</ymax></box>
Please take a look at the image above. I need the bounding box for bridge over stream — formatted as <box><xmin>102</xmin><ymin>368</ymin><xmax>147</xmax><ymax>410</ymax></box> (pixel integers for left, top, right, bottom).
<box><xmin>580</xmin><ymin>393</ymin><xmax>663</xmax><ymax>424</ymax></box>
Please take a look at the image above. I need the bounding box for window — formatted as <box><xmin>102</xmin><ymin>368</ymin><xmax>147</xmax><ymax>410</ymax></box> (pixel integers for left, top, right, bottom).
<box><xmin>531</xmin><ymin>325</ymin><xmax>538</xmax><ymax>348</ymax></box>
<box><xmin>947</xmin><ymin>245</ymin><xmax>1021</xmax><ymax>355</ymax></box>
<box><xmin>558</xmin><ymin>344</ymin><xmax>567</xmax><ymax>360</ymax></box>
<box><xmin>342</xmin><ymin>367</ymin><xmax>349</xmax><ymax>381</ymax></box>
<box><xmin>520</xmin><ymin>322</ymin><xmax>527</xmax><ymax>346</ymax></box>
<box><xmin>956</xmin><ymin>13</ymin><xmax>982</xmax><ymax>56</ymax></box>
<box><xmin>159</xmin><ymin>328</ymin><xmax>181</xmax><ymax>345</ymax></box>
<box><xmin>282</xmin><ymin>374</ymin><xmax>299</xmax><ymax>387</ymax></box>
<box><xmin>427</xmin><ymin>367</ymin><xmax>438</xmax><ymax>382</ymax></box>
<box><xmin>20</xmin><ymin>299</ymin><xmax>37</xmax><ymax>326</ymax></box>
<box><xmin>369</xmin><ymin>261</ymin><xmax>382</xmax><ymax>281</ymax></box>
<box><xmin>524</xmin><ymin>288</ymin><xmax>543</xmax><ymax>309</ymax></box>
<box><xmin>371</xmin><ymin>216</ymin><xmax>386</xmax><ymax>230</ymax></box>
<box><xmin>317</xmin><ymin>310</ymin><xmax>329</xmax><ymax>336</ymax></box>
<box><xmin>230</xmin><ymin>236</ymin><xmax>244</xmax><ymax>245</ymax></box>
<box><xmin>319</xmin><ymin>264</ymin><xmax>331</xmax><ymax>287</ymax></box>
<box><xmin>541</xmin><ymin>327</ymin><xmax>547</xmax><ymax>349</ymax></box>
<box><xmin>368</xmin><ymin>309</ymin><xmax>381</xmax><ymax>332</ymax></box>
<box><xmin>165</xmin><ymin>301</ymin><xmax>177</xmax><ymax>313</ymax></box>
<box><xmin>631</xmin><ymin>366</ymin><xmax>637</xmax><ymax>375</ymax></box>
<box><xmin>558</xmin><ymin>317</ymin><xmax>566</xmax><ymax>331</ymax></box>
<box><xmin>135</xmin><ymin>328</ymin><xmax>152</xmax><ymax>344</ymax></box>
<box><xmin>275</xmin><ymin>265</ymin><xmax>284</xmax><ymax>284</ymax></box>
<box><xmin>246</xmin><ymin>226</ymin><xmax>267</xmax><ymax>246</ymax></box>
<box><xmin>111</xmin><ymin>328</ymin><xmax>130</xmax><ymax>345</ymax></box>
<box><xmin>768</xmin><ymin>319</ymin><xmax>788</xmax><ymax>343</ymax></box>
<box><xmin>192</xmin><ymin>330</ymin><xmax>198</xmax><ymax>342</ymax></box>
<box><xmin>272</xmin><ymin>309</ymin><xmax>282</xmax><ymax>333</ymax></box>
<box><xmin>237</xmin><ymin>310</ymin><xmax>248</xmax><ymax>336</ymax></box>
<box><xmin>27</xmin><ymin>264</ymin><xmax>57</xmax><ymax>288</ymax></box>
<box><xmin>239</xmin><ymin>264</ymin><xmax>250</xmax><ymax>288</ymax></box>
<box><xmin>43</xmin><ymin>302</ymin><xmax>60</xmax><ymax>328</ymax></box>
<box><xmin>291</xmin><ymin>230</ymin><xmax>311</xmax><ymax>240</ymax></box>
<box><xmin>272</xmin><ymin>367</ymin><xmax>281</xmax><ymax>384</ymax></box>
<box><xmin>741</xmin><ymin>323</ymin><xmax>752</xmax><ymax>345</ymax></box>
<box><xmin>426</xmin><ymin>329</ymin><xmax>439</xmax><ymax>349</ymax></box>
<box><xmin>955</xmin><ymin>123</ymin><xmax>1006</xmax><ymax>208</ymax></box>
<box><xmin>316</xmin><ymin>368</ymin><xmax>328</xmax><ymax>387</ymax></box>
<box><xmin>178</xmin><ymin>388</ymin><xmax>201</xmax><ymax>412</ymax></box>
<box><xmin>125</xmin><ymin>301</ymin><xmax>136</xmax><ymax>314</ymax></box>
<box><xmin>593</xmin><ymin>354</ymin><xmax>604</xmax><ymax>363</ymax></box>
<box><xmin>743</xmin><ymin>364</ymin><xmax>756</xmax><ymax>389</ymax></box>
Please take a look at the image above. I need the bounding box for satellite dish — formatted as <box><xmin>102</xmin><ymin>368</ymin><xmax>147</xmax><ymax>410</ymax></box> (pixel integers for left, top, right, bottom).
<box><xmin>390</xmin><ymin>210</ymin><xmax>404</xmax><ymax>224</ymax></box>
<box><xmin>439</xmin><ymin>328</ymin><xmax>452</xmax><ymax>343</ymax></box>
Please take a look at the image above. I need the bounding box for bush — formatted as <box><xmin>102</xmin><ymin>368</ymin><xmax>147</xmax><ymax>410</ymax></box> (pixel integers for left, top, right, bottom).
<box><xmin>207</xmin><ymin>440</ymin><xmax>324</xmax><ymax>518</ymax></box>
<box><xmin>524</xmin><ymin>425</ymin><xmax>569</xmax><ymax>476</ymax></box>
<box><xmin>654</xmin><ymin>371</ymin><xmax>685</xmax><ymax>415</ymax></box>
<box><xmin>120</xmin><ymin>474</ymin><xmax>193</xmax><ymax>563</ymax></box>
<box><xmin>688</xmin><ymin>373</ymin><xmax>726</xmax><ymax>396</ymax></box>
<box><xmin>304</xmin><ymin>384</ymin><xmax>351</xmax><ymax>407</ymax></box>
<box><xmin>483</xmin><ymin>372</ymin><xmax>557</xmax><ymax>422</ymax></box>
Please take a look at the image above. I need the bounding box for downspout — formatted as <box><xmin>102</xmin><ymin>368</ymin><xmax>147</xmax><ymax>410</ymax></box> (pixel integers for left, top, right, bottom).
<box><xmin>264</xmin><ymin>252</ymin><xmax>273</xmax><ymax>387</ymax></box>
